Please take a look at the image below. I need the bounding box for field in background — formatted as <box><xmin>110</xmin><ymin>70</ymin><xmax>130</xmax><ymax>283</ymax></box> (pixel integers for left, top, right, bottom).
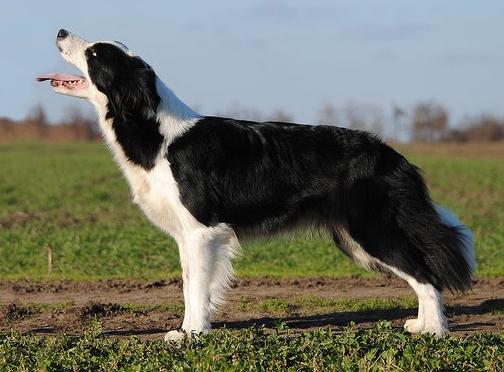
<box><xmin>1</xmin><ymin>142</ymin><xmax>503</xmax><ymax>370</ymax></box>
<box><xmin>0</xmin><ymin>142</ymin><xmax>503</xmax><ymax>280</ymax></box>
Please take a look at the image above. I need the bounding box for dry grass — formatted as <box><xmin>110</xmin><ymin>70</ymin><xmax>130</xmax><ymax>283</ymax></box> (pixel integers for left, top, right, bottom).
<box><xmin>394</xmin><ymin>142</ymin><xmax>504</xmax><ymax>159</ymax></box>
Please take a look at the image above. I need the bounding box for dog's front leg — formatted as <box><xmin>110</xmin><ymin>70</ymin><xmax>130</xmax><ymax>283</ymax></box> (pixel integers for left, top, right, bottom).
<box><xmin>183</xmin><ymin>229</ymin><xmax>213</xmax><ymax>334</ymax></box>
<box><xmin>164</xmin><ymin>230</ymin><xmax>212</xmax><ymax>341</ymax></box>
<box><xmin>176</xmin><ymin>240</ymin><xmax>191</xmax><ymax>331</ymax></box>
<box><xmin>165</xmin><ymin>239</ymin><xmax>192</xmax><ymax>342</ymax></box>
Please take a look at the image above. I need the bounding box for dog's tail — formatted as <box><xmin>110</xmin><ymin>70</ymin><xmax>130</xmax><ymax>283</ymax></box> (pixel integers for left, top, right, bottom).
<box><xmin>434</xmin><ymin>204</ymin><xmax>475</xmax><ymax>274</ymax></box>
<box><xmin>399</xmin><ymin>203</ymin><xmax>475</xmax><ymax>292</ymax></box>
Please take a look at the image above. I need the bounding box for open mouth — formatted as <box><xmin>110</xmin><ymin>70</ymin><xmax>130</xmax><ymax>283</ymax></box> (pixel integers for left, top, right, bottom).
<box><xmin>36</xmin><ymin>73</ymin><xmax>88</xmax><ymax>90</ymax></box>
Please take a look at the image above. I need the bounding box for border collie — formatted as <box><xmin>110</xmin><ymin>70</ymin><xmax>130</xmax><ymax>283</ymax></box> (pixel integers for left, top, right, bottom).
<box><xmin>37</xmin><ymin>30</ymin><xmax>475</xmax><ymax>341</ymax></box>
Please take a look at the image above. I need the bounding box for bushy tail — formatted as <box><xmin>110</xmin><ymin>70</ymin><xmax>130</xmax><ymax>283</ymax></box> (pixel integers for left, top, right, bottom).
<box><xmin>434</xmin><ymin>205</ymin><xmax>476</xmax><ymax>274</ymax></box>
<box><xmin>394</xmin><ymin>203</ymin><xmax>475</xmax><ymax>293</ymax></box>
<box><xmin>412</xmin><ymin>204</ymin><xmax>475</xmax><ymax>292</ymax></box>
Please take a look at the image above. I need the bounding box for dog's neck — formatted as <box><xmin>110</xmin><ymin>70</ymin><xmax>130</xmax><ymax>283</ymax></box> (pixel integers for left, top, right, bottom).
<box><xmin>93</xmin><ymin>77</ymin><xmax>200</xmax><ymax>171</ymax></box>
<box><xmin>154</xmin><ymin>78</ymin><xmax>201</xmax><ymax>145</ymax></box>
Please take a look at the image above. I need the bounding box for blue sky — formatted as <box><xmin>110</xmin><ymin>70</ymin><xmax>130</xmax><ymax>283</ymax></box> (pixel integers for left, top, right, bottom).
<box><xmin>1</xmin><ymin>1</ymin><xmax>503</xmax><ymax>126</ymax></box>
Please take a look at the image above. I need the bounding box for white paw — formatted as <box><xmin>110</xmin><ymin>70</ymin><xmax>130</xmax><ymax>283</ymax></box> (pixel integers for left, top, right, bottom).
<box><xmin>404</xmin><ymin>318</ymin><xmax>424</xmax><ymax>334</ymax></box>
<box><xmin>421</xmin><ymin>323</ymin><xmax>448</xmax><ymax>337</ymax></box>
<box><xmin>164</xmin><ymin>330</ymin><xmax>187</xmax><ymax>343</ymax></box>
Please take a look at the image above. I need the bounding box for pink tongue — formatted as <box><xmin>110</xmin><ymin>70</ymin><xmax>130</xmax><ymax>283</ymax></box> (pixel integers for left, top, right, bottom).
<box><xmin>36</xmin><ymin>73</ymin><xmax>85</xmax><ymax>82</ymax></box>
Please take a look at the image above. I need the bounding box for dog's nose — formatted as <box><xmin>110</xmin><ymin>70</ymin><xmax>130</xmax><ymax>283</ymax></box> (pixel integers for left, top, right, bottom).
<box><xmin>57</xmin><ymin>29</ymin><xmax>69</xmax><ymax>40</ymax></box>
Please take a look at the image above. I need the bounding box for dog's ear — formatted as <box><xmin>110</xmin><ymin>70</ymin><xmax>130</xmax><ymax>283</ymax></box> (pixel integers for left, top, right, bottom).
<box><xmin>108</xmin><ymin>58</ymin><xmax>160</xmax><ymax>120</ymax></box>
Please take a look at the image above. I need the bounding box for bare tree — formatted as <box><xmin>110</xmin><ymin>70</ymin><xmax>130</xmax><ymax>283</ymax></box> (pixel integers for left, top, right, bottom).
<box><xmin>316</xmin><ymin>103</ymin><xmax>339</xmax><ymax>125</ymax></box>
<box><xmin>412</xmin><ymin>102</ymin><xmax>449</xmax><ymax>142</ymax></box>
<box><xmin>316</xmin><ymin>102</ymin><xmax>384</xmax><ymax>135</ymax></box>
<box><xmin>464</xmin><ymin>116</ymin><xmax>504</xmax><ymax>142</ymax></box>
<box><xmin>27</xmin><ymin>104</ymin><xmax>49</xmax><ymax>137</ymax></box>
<box><xmin>342</xmin><ymin>102</ymin><xmax>384</xmax><ymax>136</ymax></box>
<box><xmin>27</xmin><ymin>104</ymin><xmax>48</xmax><ymax>125</ymax></box>
<box><xmin>217</xmin><ymin>104</ymin><xmax>264</xmax><ymax>122</ymax></box>
<box><xmin>391</xmin><ymin>104</ymin><xmax>408</xmax><ymax>142</ymax></box>
<box><xmin>269</xmin><ymin>109</ymin><xmax>293</xmax><ymax>122</ymax></box>
<box><xmin>64</xmin><ymin>106</ymin><xmax>99</xmax><ymax>140</ymax></box>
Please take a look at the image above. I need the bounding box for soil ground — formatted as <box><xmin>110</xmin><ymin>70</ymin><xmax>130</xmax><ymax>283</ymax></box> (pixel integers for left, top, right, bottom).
<box><xmin>1</xmin><ymin>277</ymin><xmax>502</xmax><ymax>339</ymax></box>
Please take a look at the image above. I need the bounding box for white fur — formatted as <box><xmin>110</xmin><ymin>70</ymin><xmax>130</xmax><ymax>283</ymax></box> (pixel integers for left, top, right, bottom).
<box><xmin>155</xmin><ymin>79</ymin><xmax>200</xmax><ymax>141</ymax></box>
<box><xmin>335</xmin><ymin>227</ymin><xmax>377</xmax><ymax>270</ymax></box>
<box><xmin>386</xmin><ymin>265</ymin><xmax>447</xmax><ymax>336</ymax></box>
<box><xmin>55</xmin><ymin>31</ymin><xmax>240</xmax><ymax>339</ymax></box>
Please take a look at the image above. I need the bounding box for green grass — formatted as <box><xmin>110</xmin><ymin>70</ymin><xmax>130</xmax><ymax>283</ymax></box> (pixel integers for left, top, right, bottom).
<box><xmin>246</xmin><ymin>295</ymin><xmax>417</xmax><ymax>316</ymax></box>
<box><xmin>0</xmin><ymin>323</ymin><xmax>502</xmax><ymax>371</ymax></box>
<box><xmin>1</xmin><ymin>143</ymin><xmax>503</xmax><ymax>370</ymax></box>
<box><xmin>0</xmin><ymin>142</ymin><xmax>503</xmax><ymax>280</ymax></box>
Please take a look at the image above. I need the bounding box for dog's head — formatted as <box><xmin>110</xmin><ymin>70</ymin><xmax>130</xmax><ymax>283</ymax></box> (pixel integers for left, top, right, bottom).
<box><xmin>37</xmin><ymin>29</ymin><xmax>160</xmax><ymax>120</ymax></box>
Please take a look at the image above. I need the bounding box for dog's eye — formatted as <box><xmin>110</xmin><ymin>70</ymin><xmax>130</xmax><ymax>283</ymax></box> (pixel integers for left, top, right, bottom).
<box><xmin>87</xmin><ymin>48</ymin><xmax>97</xmax><ymax>57</ymax></box>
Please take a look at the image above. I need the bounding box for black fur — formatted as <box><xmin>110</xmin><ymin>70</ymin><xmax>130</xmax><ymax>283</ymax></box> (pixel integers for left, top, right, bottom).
<box><xmin>168</xmin><ymin>117</ymin><xmax>472</xmax><ymax>292</ymax></box>
<box><xmin>83</xmin><ymin>43</ymin><xmax>472</xmax><ymax>293</ymax></box>
<box><xmin>86</xmin><ymin>43</ymin><xmax>163</xmax><ymax>169</ymax></box>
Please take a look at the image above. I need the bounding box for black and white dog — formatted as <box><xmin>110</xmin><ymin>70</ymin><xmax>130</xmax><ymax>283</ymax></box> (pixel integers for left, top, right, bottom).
<box><xmin>38</xmin><ymin>30</ymin><xmax>474</xmax><ymax>341</ymax></box>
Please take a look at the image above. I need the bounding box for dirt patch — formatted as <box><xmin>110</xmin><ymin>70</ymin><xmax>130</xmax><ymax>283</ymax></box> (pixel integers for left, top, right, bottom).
<box><xmin>1</xmin><ymin>277</ymin><xmax>503</xmax><ymax>339</ymax></box>
<box><xmin>0</xmin><ymin>211</ymin><xmax>38</xmax><ymax>229</ymax></box>
<box><xmin>2</xmin><ymin>303</ymin><xmax>36</xmax><ymax>321</ymax></box>
<box><xmin>0</xmin><ymin>210</ymin><xmax>104</xmax><ymax>230</ymax></box>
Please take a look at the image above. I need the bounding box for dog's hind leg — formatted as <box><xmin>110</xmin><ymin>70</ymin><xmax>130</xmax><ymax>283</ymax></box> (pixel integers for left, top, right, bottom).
<box><xmin>333</xmin><ymin>227</ymin><xmax>448</xmax><ymax>336</ymax></box>
<box><xmin>206</xmin><ymin>225</ymin><xmax>241</xmax><ymax>314</ymax></box>
<box><xmin>385</xmin><ymin>266</ymin><xmax>447</xmax><ymax>335</ymax></box>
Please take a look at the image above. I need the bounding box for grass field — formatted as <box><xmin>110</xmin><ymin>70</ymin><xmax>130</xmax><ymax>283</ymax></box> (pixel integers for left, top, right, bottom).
<box><xmin>1</xmin><ymin>323</ymin><xmax>502</xmax><ymax>371</ymax></box>
<box><xmin>1</xmin><ymin>142</ymin><xmax>503</xmax><ymax>370</ymax></box>
<box><xmin>0</xmin><ymin>142</ymin><xmax>503</xmax><ymax>280</ymax></box>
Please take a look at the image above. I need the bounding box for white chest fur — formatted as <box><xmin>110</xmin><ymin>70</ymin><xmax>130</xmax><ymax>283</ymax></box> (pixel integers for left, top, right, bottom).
<box><xmin>92</xmin><ymin>78</ymin><xmax>204</xmax><ymax>245</ymax></box>
<box><xmin>123</xmin><ymin>157</ymin><xmax>202</xmax><ymax>245</ymax></box>
<box><xmin>97</xmin><ymin>122</ymin><xmax>202</xmax><ymax>246</ymax></box>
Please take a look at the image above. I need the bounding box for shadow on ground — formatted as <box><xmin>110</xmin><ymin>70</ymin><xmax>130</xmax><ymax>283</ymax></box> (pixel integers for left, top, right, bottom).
<box><xmin>213</xmin><ymin>298</ymin><xmax>504</xmax><ymax>333</ymax></box>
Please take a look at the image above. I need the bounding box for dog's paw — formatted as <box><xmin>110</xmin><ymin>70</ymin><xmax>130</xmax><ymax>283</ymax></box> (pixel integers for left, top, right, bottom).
<box><xmin>404</xmin><ymin>318</ymin><xmax>447</xmax><ymax>337</ymax></box>
<box><xmin>404</xmin><ymin>318</ymin><xmax>424</xmax><ymax>334</ymax></box>
<box><xmin>164</xmin><ymin>330</ymin><xmax>187</xmax><ymax>343</ymax></box>
<box><xmin>421</xmin><ymin>322</ymin><xmax>448</xmax><ymax>337</ymax></box>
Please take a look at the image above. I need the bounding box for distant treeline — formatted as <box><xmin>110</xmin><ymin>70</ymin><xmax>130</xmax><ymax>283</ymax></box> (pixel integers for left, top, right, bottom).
<box><xmin>407</xmin><ymin>102</ymin><xmax>504</xmax><ymax>143</ymax></box>
<box><xmin>1</xmin><ymin>102</ymin><xmax>503</xmax><ymax>143</ymax></box>
<box><xmin>315</xmin><ymin>101</ymin><xmax>504</xmax><ymax>143</ymax></box>
<box><xmin>0</xmin><ymin>105</ymin><xmax>99</xmax><ymax>143</ymax></box>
